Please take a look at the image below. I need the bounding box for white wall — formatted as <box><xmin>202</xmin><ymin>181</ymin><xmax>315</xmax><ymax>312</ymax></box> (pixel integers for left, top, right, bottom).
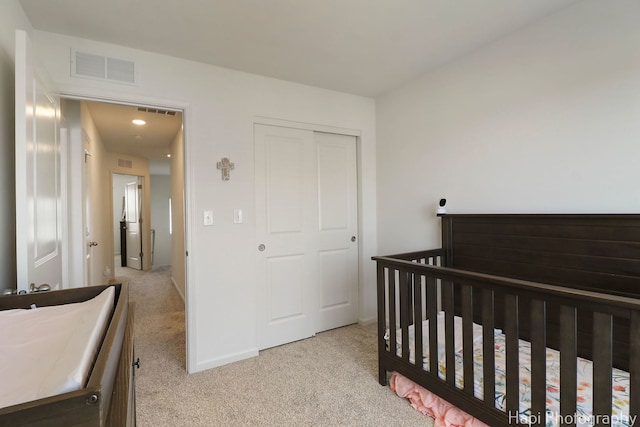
<box><xmin>61</xmin><ymin>98</ymin><xmax>86</xmax><ymax>288</ymax></box>
<box><xmin>31</xmin><ymin>30</ymin><xmax>377</xmax><ymax>372</ymax></box>
<box><xmin>376</xmin><ymin>0</ymin><xmax>640</xmax><ymax>255</ymax></box>
<box><xmin>0</xmin><ymin>1</ymin><xmax>33</xmax><ymax>289</ymax></box>
<box><xmin>150</xmin><ymin>174</ymin><xmax>172</xmax><ymax>267</ymax></box>
<box><xmin>81</xmin><ymin>102</ymin><xmax>116</xmax><ymax>284</ymax></box>
<box><xmin>170</xmin><ymin>128</ymin><xmax>186</xmax><ymax>302</ymax></box>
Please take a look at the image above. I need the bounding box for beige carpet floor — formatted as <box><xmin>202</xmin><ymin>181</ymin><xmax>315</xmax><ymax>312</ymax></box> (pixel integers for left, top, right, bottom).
<box><xmin>116</xmin><ymin>265</ymin><xmax>434</xmax><ymax>427</ymax></box>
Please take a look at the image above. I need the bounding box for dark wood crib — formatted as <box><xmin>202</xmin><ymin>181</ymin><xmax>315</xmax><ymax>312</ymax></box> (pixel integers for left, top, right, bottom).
<box><xmin>373</xmin><ymin>214</ymin><xmax>640</xmax><ymax>426</ymax></box>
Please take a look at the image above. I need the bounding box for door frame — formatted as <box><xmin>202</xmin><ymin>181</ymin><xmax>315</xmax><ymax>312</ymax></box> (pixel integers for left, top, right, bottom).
<box><xmin>253</xmin><ymin>116</ymin><xmax>363</xmax><ymax>342</ymax></box>
<box><xmin>113</xmin><ymin>173</ymin><xmax>146</xmax><ymax>271</ymax></box>
<box><xmin>58</xmin><ymin>91</ymin><xmax>195</xmax><ymax>372</ymax></box>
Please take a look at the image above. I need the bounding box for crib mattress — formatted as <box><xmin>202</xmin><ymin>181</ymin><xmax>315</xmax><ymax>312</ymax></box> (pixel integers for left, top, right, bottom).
<box><xmin>388</xmin><ymin>312</ymin><xmax>632</xmax><ymax>427</ymax></box>
<box><xmin>0</xmin><ymin>286</ymin><xmax>115</xmax><ymax>409</ymax></box>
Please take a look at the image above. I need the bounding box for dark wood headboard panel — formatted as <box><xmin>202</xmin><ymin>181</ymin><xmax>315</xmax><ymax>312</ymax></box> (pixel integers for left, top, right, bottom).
<box><xmin>441</xmin><ymin>214</ymin><xmax>640</xmax><ymax>298</ymax></box>
<box><xmin>441</xmin><ymin>214</ymin><xmax>640</xmax><ymax>369</ymax></box>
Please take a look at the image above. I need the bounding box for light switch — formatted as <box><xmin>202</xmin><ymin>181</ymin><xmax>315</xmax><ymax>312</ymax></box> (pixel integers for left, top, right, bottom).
<box><xmin>233</xmin><ymin>208</ymin><xmax>243</xmax><ymax>224</ymax></box>
<box><xmin>203</xmin><ymin>210</ymin><xmax>214</xmax><ymax>226</ymax></box>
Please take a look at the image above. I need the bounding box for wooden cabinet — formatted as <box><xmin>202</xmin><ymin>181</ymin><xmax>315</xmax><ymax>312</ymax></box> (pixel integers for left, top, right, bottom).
<box><xmin>108</xmin><ymin>302</ymin><xmax>136</xmax><ymax>427</ymax></box>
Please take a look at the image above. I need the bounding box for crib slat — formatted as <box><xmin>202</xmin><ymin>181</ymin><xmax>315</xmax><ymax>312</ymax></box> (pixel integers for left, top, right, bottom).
<box><xmin>630</xmin><ymin>311</ymin><xmax>640</xmax><ymax>418</ymax></box>
<box><xmin>482</xmin><ymin>289</ymin><xmax>495</xmax><ymax>405</ymax></box>
<box><xmin>443</xmin><ymin>280</ymin><xmax>455</xmax><ymax>385</ymax></box>
<box><xmin>377</xmin><ymin>263</ymin><xmax>387</xmax><ymax>385</ymax></box>
<box><xmin>559</xmin><ymin>305</ymin><xmax>577</xmax><ymax>427</ymax></box>
<box><xmin>427</xmin><ymin>276</ymin><xmax>438</xmax><ymax>375</ymax></box>
<box><xmin>413</xmin><ymin>273</ymin><xmax>423</xmax><ymax>368</ymax></box>
<box><xmin>399</xmin><ymin>271</ymin><xmax>410</xmax><ymax>363</ymax></box>
<box><xmin>530</xmin><ymin>299</ymin><xmax>546</xmax><ymax>427</ymax></box>
<box><xmin>388</xmin><ymin>268</ymin><xmax>397</xmax><ymax>360</ymax></box>
<box><xmin>504</xmin><ymin>294</ymin><xmax>519</xmax><ymax>418</ymax></box>
<box><xmin>461</xmin><ymin>284</ymin><xmax>474</xmax><ymax>396</ymax></box>
<box><xmin>592</xmin><ymin>312</ymin><xmax>613</xmax><ymax>426</ymax></box>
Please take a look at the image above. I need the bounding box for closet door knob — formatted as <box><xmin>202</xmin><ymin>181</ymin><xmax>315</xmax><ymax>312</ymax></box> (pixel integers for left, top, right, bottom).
<box><xmin>258</xmin><ymin>244</ymin><xmax>266</xmax><ymax>251</ymax></box>
<box><xmin>351</xmin><ymin>236</ymin><xmax>356</xmax><ymax>242</ymax></box>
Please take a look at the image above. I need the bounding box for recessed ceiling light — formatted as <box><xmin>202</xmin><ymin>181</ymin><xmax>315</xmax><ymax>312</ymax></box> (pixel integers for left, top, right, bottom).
<box><xmin>132</xmin><ymin>119</ymin><xmax>146</xmax><ymax>125</ymax></box>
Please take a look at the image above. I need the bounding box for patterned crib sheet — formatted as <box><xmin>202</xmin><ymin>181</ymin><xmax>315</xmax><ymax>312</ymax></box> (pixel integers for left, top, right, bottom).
<box><xmin>389</xmin><ymin>314</ymin><xmax>633</xmax><ymax>427</ymax></box>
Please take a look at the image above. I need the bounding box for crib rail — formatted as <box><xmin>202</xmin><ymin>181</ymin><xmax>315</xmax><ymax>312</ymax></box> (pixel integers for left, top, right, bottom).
<box><xmin>374</xmin><ymin>252</ymin><xmax>640</xmax><ymax>427</ymax></box>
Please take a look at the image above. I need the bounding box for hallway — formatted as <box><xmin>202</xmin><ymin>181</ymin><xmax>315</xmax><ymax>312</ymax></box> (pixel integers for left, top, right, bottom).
<box><xmin>114</xmin><ymin>264</ymin><xmax>187</xmax><ymax>423</ymax></box>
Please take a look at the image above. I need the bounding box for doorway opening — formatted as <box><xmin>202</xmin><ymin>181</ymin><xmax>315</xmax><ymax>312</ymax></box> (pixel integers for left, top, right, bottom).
<box><xmin>113</xmin><ymin>174</ymin><xmax>144</xmax><ymax>271</ymax></box>
<box><xmin>60</xmin><ymin>97</ymin><xmax>188</xmax><ymax>368</ymax></box>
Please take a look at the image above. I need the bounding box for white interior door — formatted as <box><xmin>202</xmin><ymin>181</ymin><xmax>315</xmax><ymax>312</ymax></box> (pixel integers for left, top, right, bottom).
<box><xmin>125</xmin><ymin>178</ymin><xmax>143</xmax><ymax>270</ymax></box>
<box><xmin>15</xmin><ymin>30</ymin><xmax>63</xmax><ymax>292</ymax></box>
<box><xmin>255</xmin><ymin>124</ymin><xmax>358</xmax><ymax>350</ymax></box>
<box><xmin>255</xmin><ymin>125</ymin><xmax>317</xmax><ymax>349</ymax></box>
<box><xmin>315</xmin><ymin>132</ymin><xmax>359</xmax><ymax>331</ymax></box>
<box><xmin>83</xmin><ymin>133</ymin><xmax>93</xmax><ymax>285</ymax></box>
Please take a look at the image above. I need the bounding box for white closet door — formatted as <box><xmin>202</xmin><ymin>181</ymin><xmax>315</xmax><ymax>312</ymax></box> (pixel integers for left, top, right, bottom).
<box><xmin>255</xmin><ymin>125</ymin><xmax>359</xmax><ymax>350</ymax></box>
<box><xmin>255</xmin><ymin>124</ymin><xmax>317</xmax><ymax>349</ymax></box>
<box><xmin>315</xmin><ymin>132</ymin><xmax>358</xmax><ymax>332</ymax></box>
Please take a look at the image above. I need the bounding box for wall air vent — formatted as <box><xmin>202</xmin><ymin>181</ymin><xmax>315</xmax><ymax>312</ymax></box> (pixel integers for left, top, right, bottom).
<box><xmin>71</xmin><ymin>49</ymin><xmax>137</xmax><ymax>85</ymax></box>
<box><xmin>118</xmin><ymin>159</ymin><xmax>133</xmax><ymax>169</ymax></box>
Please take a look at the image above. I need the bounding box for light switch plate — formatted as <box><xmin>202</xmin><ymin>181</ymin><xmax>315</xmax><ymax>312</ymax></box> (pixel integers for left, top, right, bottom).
<box><xmin>203</xmin><ymin>210</ymin><xmax>214</xmax><ymax>226</ymax></box>
<box><xmin>233</xmin><ymin>208</ymin><xmax>243</xmax><ymax>224</ymax></box>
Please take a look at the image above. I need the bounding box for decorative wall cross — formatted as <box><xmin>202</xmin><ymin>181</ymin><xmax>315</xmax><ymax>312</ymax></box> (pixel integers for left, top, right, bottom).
<box><xmin>216</xmin><ymin>157</ymin><xmax>235</xmax><ymax>181</ymax></box>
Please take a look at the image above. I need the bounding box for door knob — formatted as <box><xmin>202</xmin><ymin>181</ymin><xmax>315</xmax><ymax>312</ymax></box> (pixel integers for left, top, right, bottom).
<box><xmin>88</xmin><ymin>241</ymin><xmax>98</xmax><ymax>247</ymax></box>
<box><xmin>351</xmin><ymin>236</ymin><xmax>356</xmax><ymax>242</ymax></box>
<box><xmin>258</xmin><ymin>244</ymin><xmax>266</xmax><ymax>251</ymax></box>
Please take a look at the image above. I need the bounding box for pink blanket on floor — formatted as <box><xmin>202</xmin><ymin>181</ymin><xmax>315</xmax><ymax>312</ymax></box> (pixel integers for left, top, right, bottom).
<box><xmin>390</xmin><ymin>372</ymin><xmax>489</xmax><ymax>427</ymax></box>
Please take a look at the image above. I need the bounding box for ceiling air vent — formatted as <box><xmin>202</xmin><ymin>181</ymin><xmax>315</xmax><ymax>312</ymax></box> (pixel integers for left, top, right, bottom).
<box><xmin>137</xmin><ymin>107</ymin><xmax>177</xmax><ymax>116</ymax></box>
<box><xmin>118</xmin><ymin>159</ymin><xmax>133</xmax><ymax>169</ymax></box>
<box><xmin>71</xmin><ymin>49</ymin><xmax>137</xmax><ymax>85</ymax></box>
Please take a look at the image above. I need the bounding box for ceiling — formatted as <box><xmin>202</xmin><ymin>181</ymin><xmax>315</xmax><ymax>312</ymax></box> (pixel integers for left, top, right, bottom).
<box><xmin>84</xmin><ymin>101</ymin><xmax>182</xmax><ymax>168</ymax></box>
<box><xmin>22</xmin><ymin>0</ymin><xmax>581</xmax><ymax>167</ymax></box>
<box><xmin>20</xmin><ymin>0</ymin><xmax>582</xmax><ymax>98</ymax></box>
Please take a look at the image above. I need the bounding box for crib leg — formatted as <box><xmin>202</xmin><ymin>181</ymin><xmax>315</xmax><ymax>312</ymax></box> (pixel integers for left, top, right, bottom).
<box><xmin>379</xmin><ymin>366</ymin><xmax>388</xmax><ymax>386</ymax></box>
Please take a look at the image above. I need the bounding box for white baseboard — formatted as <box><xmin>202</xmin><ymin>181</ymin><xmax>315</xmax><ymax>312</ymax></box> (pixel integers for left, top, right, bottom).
<box><xmin>190</xmin><ymin>348</ymin><xmax>259</xmax><ymax>374</ymax></box>
<box><xmin>358</xmin><ymin>316</ymin><xmax>377</xmax><ymax>326</ymax></box>
<box><xmin>171</xmin><ymin>276</ymin><xmax>185</xmax><ymax>304</ymax></box>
